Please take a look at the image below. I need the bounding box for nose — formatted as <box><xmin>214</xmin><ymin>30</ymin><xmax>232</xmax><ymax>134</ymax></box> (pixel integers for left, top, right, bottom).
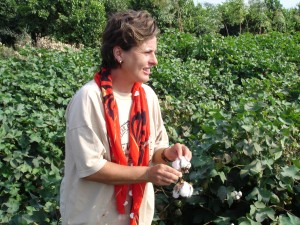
<box><xmin>150</xmin><ymin>53</ymin><xmax>158</xmax><ymax>66</ymax></box>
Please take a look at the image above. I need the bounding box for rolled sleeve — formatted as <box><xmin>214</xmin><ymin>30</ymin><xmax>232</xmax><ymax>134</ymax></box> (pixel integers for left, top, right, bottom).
<box><xmin>68</xmin><ymin>125</ymin><xmax>107</xmax><ymax>178</ymax></box>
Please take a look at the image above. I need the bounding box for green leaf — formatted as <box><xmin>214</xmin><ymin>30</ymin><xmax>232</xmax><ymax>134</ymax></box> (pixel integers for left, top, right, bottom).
<box><xmin>274</xmin><ymin>149</ymin><xmax>283</xmax><ymax>160</ymax></box>
<box><xmin>253</xmin><ymin>143</ymin><xmax>262</xmax><ymax>153</ymax></box>
<box><xmin>35</xmin><ymin>118</ymin><xmax>46</xmax><ymax>127</ymax></box>
<box><xmin>255</xmin><ymin>207</ymin><xmax>276</xmax><ymax>222</ymax></box>
<box><xmin>281</xmin><ymin>166</ymin><xmax>300</xmax><ymax>180</ymax></box>
<box><xmin>29</xmin><ymin>132</ymin><xmax>42</xmax><ymax>143</ymax></box>
<box><xmin>246</xmin><ymin>187</ymin><xmax>259</xmax><ymax>201</ymax></box>
<box><xmin>238</xmin><ymin>217</ymin><xmax>261</xmax><ymax>225</ymax></box>
<box><xmin>225</xmin><ymin>139</ymin><xmax>232</xmax><ymax>149</ymax></box>
<box><xmin>279</xmin><ymin>213</ymin><xmax>300</xmax><ymax>225</ymax></box>
<box><xmin>240</xmin><ymin>160</ymin><xmax>263</xmax><ymax>178</ymax></box>
<box><xmin>218</xmin><ymin>171</ymin><xmax>227</xmax><ymax>183</ymax></box>
<box><xmin>278</xmin><ymin>117</ymin><xmax>293</xmax><ymax>125</ymax></box>
<box><xmin>257</xmin><ymin>189</ymin><xmax>271</xmax><ymax>203</ymax></box>
<box><xmin>270</xmin><ymin>192</ymin><xmax>280</xmax><ymax>204</ymax></box>
<box><xmin>293</xmin><ymin>159</ymin><xmax>300</xmax><ymax>169</ymax></box>
<box><xmin>213</xmin><ymin>216</ymin><xmax>231</xmax><ymax>224</ymax></box>
<box><xmin>254</xmin><ymin>201</ymin><xmax>266</xmax><ymax>209</ymax></box>
<box><xmin>18</xmin><ymin>163</ymin><xmax>32</xmax><ymax>173</ymax></box>
<box><xmin>243</xmin><ymin>142</ymin><xmax>255</xmax><ymax>156</ymax></box>
<box><xmin>217</xmin><ymin>186</ymin><xmax>227</xmax><ymax>202</ymax></box>
<box><xmin>4</xmin><ymin>199</ymin><xmax>20</xmax><ymax>214</ymax></box>
<box><xmin>244</xmin><ymin>102</ymin><xmax>265</xmax><ymax>111</ymax></box>
<box><xmin>242</xmin><ymin>125</ymin><xmax>253</xmax><ymax>132</ymax></box>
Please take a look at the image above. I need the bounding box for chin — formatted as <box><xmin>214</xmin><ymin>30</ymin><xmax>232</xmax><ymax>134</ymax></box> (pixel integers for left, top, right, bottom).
<box><xmin>136</xmin><ymin>74</ymin><xmax>149</xmax><ymax>83</ymax></box>
<box><xmin>141</xmin><ymin>77</ymin><xmax>150</xmax><ymax>83</ymax></box>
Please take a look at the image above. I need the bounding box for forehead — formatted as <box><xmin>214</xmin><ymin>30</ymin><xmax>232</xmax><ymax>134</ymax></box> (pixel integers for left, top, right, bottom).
<box><xmin>135</xmin><ymin>37</ymin><xmax>157</xmax><ymax>50</ymax></box>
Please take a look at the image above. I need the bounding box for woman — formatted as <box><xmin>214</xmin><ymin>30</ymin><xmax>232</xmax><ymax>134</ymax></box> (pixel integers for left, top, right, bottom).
<box><xmin>60</xmin><ymin>10</ymin><xmax>192</xmax><ymax>225</ymax></box>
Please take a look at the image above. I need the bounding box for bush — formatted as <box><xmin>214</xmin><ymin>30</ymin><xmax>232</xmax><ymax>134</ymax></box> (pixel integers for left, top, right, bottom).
<box><xmin>0</xmin><ymin>0</ymin><xmax>106</xmax><ymax>47</ymax></box>
<box><xmin>0</xmin><ymin>46</ymin><xmax>99</xmax><ymax>224</ymax></box>
<box><xmin>150</xmin><ymin>31</ymin><xmax>300</xmax><ymax>225</ymax></box>
<box><xmin>0</xmin><ymin>32</ymin><xmax>299</xmax><ymax>224</ymax></box>
<box><xmin>53</xmin><ymin>0</ymin><xmax>106</xmax><ymax>47</ymax></box>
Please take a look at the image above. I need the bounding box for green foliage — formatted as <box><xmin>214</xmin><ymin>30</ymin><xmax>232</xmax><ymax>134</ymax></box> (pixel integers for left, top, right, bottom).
<box><xmin>0</xmin><ymin>0</ymin><xmax>106</xmax><ymax>47</ymax></box>
<box><xmin>102</xmin><ymin>0</ymin><xmax>130</xmax><ymax>14</ymax></box>
<box><xmin>0</xmin><ymin>44</ymin><xmax>23</xmax><ymax>59</ymax></box>
<box><xmin>186</xmin><ymin>4</ymin><xmax>223</xmax><ymax>35</ymax></box>
<box><xmin>1</xmin><ymin>31</ymin><xmax>300</xmax><ymax>224</ymax></box>
<box><xmin>1</xmin><ymin>0</ymin><xmax>300</xmax><ymax>48</ymax></box>
<box><xmin>150</xmin><ymin>31</ymin><xmax>300</xmax><ymax>224</ymax></box>
<box><xmin>0</xmin><ymin>46</ymin><xmax>99</xmax><ymax>223</ymax></box>
<box><xmin>194</xmin><ymin>32</ymin><xmax>300</xmax><ymax>80</ymax></box>
<box><xmin>218</xmin><ymin>0</ymin><xmax>247</xmax><ymax>35</ymax></box>
<box><xmin>53</xmin><ymin>0</ymin><xmax>106</xmax><ymax>47</ymax></box>
<box><xmin>0</xmin><ymin>0</ymin><xmax>26</xmax><ymax>46</ymax></box>
<box><xmin>130</xmin><ymin>0</ymin><xmax>176</xmax><ymax>29</ymax></box>
<box><xmin>247</xmin><ymin>0</ymin><xmax>271</xmax><ymax>34</ymax></box>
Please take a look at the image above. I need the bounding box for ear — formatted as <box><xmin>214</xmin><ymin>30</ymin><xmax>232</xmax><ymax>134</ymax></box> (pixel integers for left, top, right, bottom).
<box><xmin>113</xmin><ymin>46</ymin><xmax>123</xmax><ymax>62</ymax></box>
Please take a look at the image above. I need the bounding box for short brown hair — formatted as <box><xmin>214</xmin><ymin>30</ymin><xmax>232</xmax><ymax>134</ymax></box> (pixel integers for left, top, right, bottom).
<box><xmin>101</xmin><ymin>10</ymin><xmax>159</xmax><ymax>69</ymax></box>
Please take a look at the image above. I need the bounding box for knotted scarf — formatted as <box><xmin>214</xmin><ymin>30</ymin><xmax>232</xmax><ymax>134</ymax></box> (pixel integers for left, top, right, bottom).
<box><xmin>94</xmin><ymin>68</ymin><xmax>150</xmax><ymax>225</ymax></box>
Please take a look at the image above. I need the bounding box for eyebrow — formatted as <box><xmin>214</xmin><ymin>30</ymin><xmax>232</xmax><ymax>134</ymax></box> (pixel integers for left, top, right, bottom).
<box><xmin>136</xmin><ymin>45</ymin><xmax>157</xmax><ymax>53</ymax></box>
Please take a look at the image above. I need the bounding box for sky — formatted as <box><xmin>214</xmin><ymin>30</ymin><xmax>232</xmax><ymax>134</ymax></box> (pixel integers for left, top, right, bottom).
<box><xmin>194</xmin><ymin>0</ymin><xmax>300</xmax><ymax>9</ymax></box>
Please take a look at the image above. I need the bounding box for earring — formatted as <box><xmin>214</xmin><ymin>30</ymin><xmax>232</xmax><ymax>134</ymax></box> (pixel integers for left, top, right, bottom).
<box><xmin>119</xmin><ymin>60</ymin><xmax>123</xmax><ymax>64</ymax></box>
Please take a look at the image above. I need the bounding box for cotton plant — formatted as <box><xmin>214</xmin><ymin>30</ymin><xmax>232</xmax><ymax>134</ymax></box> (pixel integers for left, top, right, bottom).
<box><xmin>171</xmin><ymin>156</ymin><xmax>193</xmax><ymax>198</ymax></box>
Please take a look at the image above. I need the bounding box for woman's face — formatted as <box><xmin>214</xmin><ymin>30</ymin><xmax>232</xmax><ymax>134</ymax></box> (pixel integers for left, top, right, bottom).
<box><xmin>120</xmin><ymin>36</ymin><xmax>158</xmax><ymax>84</ymax></box>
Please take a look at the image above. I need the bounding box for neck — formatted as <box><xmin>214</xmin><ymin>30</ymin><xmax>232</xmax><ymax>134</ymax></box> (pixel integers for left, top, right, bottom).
<box><xmin>110</xmin><ymin>68</ymin><xmax>134</xmax><ymax>93</ymax></box>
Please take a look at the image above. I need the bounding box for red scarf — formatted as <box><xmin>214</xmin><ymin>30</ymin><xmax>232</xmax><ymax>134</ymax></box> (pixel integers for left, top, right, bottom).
<box><xmin>94</xmin><ymin>68</ymin><xmax>150</xmax><ymax>225</ymax></box>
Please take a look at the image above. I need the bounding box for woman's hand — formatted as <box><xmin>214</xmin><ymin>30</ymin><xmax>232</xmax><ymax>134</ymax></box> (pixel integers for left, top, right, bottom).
<box><xmin>147</xmin><ymin>164</ymin><xmax>182</xmax><ymax>186</ymax></box>
<box><xmin>152</xmin><ymin>143</ymin><xmax>192</xmax><ymax>165</ymax></box>
<box><xmin>164</xmin><ymin>143</ymin><xmax>192</xmax><ymax>162</ymax></box>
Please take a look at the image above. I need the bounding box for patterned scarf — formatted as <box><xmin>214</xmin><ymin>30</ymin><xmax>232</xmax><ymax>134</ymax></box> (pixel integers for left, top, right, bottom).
<box><xmin>94</xmin><ymin>68</ymin><xmax>150</xmax><ymax>225</ymax></box>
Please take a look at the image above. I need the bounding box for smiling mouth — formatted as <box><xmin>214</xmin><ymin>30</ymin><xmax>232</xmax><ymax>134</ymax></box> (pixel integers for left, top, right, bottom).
<box><xmin>143</xmin><ymin>67</ymin><xmax>152</xmax><ymax>75</ymax></box>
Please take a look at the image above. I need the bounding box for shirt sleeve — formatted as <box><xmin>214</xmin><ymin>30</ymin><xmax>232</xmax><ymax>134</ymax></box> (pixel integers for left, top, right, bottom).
<box><xmin>153</xmin><ymin>103</ymin><xmax>169</xmax><ymax>151</ymax></box>
<box><xmin>68</xmin><ymin>125</ymin><xmax>107</xmax><ymax>178</ymax></box>
<box><xmin>144</xmin><ymin>85</ymin><xmax>169</xmax><ymax>152</ymax></box>
<box><xmin>65</xmin><ymin>81</ymin><xmax>109</xmax><ymax>178</ymax></box>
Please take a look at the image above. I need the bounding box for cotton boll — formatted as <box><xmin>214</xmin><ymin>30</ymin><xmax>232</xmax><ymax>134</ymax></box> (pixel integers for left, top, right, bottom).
<box><xmin>172</xmin><ymin>189</ymin><xmax>180</xmax><ymax>198</ymax></box>
<box><xmin>180</xmin><ymin>156</ymin><xmax>191</xmax><ymax>170</ymax></box>
<box><xmin>172</xmin><ymin>158</ymin><xmax>181</xmax><ymax>171</ymax></box>
<box><xmin>179</xmin><ymin>181</ymin><xmax>193</xmax><ymax>198</ymax></box>
<box><xmin>172</xmin><ymin>181</ymin><xmax>182</xmax><ymax>198</ymax></box>
<box><xmin>232</xmin><ymin>190</ymin><xmax>242</xmax><ymax>200</ymax></box>
<box><xmin>172</xmin><ymin>156</ymin><xmax>191</xmax><ymax>173</ymax></box>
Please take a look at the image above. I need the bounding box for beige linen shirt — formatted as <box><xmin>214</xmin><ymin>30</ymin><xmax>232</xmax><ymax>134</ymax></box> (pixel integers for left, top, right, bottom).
<box><xmin>60</xmin><ymin>80</ymin><xmax>169</xmax><ymax>225</ymax></box>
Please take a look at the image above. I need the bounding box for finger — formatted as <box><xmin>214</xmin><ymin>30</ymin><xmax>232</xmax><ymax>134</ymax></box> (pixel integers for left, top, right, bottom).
<box><xmin>182</xmin><ymin>145</ymin><xmax>192</xmax><ymax>161</ymax></box>
<box><xmin>159</xmin><ymin>177</ymin><xmax>173</xmax><ymax>186</ymax></box>
<box><xmin>159</xmin><ymin>175</ymin><xmax>179</xmax><ymax>186</ymax></box>
<box><xmin>151</xmin><ymin>164</ymin><xmax>182</xmax><ymax>185</ymax></box>
<box><xmin>165</xmin><ymin>172</ymin><xmax>181</xmax><ymax>183</ymax></box>
<box><xmin>174</xmin><ymin>143</ymin><xmax>183</xmax><ymax>158</ymax></box>
<box><xmin>157</xmin><ymin>166</ymin><xmax>181</xmax><ymax>184</ymax></box>
<box><xmin>152</xmin><ymin>174</ymin><xmax>175</xmax><ymax>186</ymax></box>
<box><xmin>166</xmin><ymin>172</ymin><xmax>182</xmax><ymax>184</ymax></box>
<box><xmin>165</xmin><ymin>165</ymin><xmax>182</xmax><ymax>177</ymax></box>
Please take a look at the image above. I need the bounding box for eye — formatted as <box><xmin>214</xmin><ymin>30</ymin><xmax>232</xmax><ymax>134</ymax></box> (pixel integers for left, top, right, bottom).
<box><xmin>145</xmin><ymin>50</ymin><xmax>157</xmax><ymax>55</ymax></box>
